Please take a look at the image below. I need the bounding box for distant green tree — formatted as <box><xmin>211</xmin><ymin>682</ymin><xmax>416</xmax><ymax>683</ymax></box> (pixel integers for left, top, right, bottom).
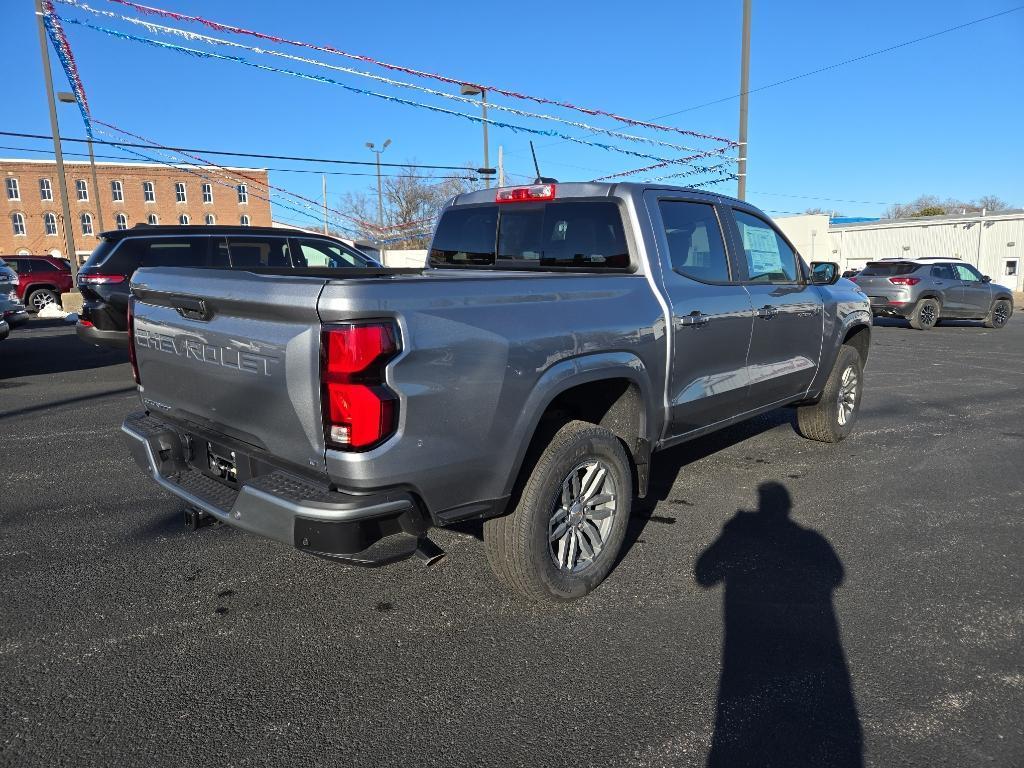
<box><xmin>910</xmin><ymin>206</ymin><xmax>946</xmax><ymax>217</ymax></box>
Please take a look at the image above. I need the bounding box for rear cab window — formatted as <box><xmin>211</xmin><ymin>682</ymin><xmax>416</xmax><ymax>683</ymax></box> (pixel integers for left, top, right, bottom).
<box><xmin>430</xmin><ymin>201</ymin><xmax>631</xmax><ymax>271</ymax></box>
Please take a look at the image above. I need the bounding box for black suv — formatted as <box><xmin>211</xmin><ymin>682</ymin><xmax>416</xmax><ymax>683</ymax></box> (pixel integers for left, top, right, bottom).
<box><xmin>77</xmin><ymin>225</ymin><xmax>379</xmax><ymax>347</ymax></box>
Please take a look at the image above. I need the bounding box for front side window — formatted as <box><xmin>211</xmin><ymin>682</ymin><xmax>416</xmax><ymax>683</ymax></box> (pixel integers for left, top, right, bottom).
<box><xmin>6</xmin><ymin>178</ymin><xmax>20</xmax><ymax>200</ymax></box>
<box><xmin>39</xmin><ymin>178</ymin><xmax>53</xmax><ymax>201</ymax></box>
<box><xmin>202</xmin><ymin>183</ymin><xmax>213</xmax><ymax>204</ymax></box>
<box><xmin>143</xmin><ymin>181</ymin><xmax>155</xmax><ymax>202</ymax></box>
<box><xmin>76</xmin><ymin>179</ymin><xmax>89</xmax><ymax>201</ymax></box>
<box><xmin>116</xmin><ymin>212</ymin><xmax>128</xmax><ymax>230</ymax></box>
<box><xmin>204</xmin><ymin>213</ymin><xmax>215</xmax><ymax>225</ymax></box>
<box><xmin>954</xmin><ymin>264</ymin><xmax>983</xmax><ymax>282</ymax></box>
<box><xmin>658</xmin><ymin>200</ymin><xmax>730</xmax><ymax>283</ymax></box>
<box><xmin>733</xmin><ymin>209</ymin><xmax>798</xmax><ymax>282</ymax></box>
<box><xmin>81</xmin><ymin>212</ymin><xmax>93</xmax><ymax>236</ymax></box>
<box><xmin>174</xmin><ymin>182</ymin><xmax>187</xmax><ymax>203</ymax></box>
<box><xmin>44</xmin><ymin>212</ymin><xmax>58</xmax><ymax>236</ymax></box>
<box><xmin>147</xmin><ymin>213</ymin><xmax>158</xmax><ymax>225</ymax></box>
<box><xmin>237</xmin><ymin>184</ymin><xmax>248</xmax><ymax>204</ymax></box>
<box><xmin>295</xmin><ymin>239</ymin><xmax>375</xmax><ymax>268</ymax></box>
<box><xmin>11</xmin><ymin>212</ymin><xmax>26</xmax><ymax>236</ymax></box>
<box><xmin>179</xmin><ymin>214</ymin><xmax>190</xmax><ymax>225</ymax></box>
<box><xmin>240</xmin><ymin>214</ymin><xmax>250</xmax><ymax>226</ymax></box>
<box><xmin>111</xmin><ymin>180</ymin><xmax>124</xmax><ymax>202</ymax></box>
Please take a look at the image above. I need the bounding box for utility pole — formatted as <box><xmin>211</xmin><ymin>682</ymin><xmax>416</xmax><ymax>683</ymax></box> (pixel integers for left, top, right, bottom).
<box><xmin>322</xmin><ymin>173</ymin><xmax>328</xmax><ymax>234</ymax></box>
<box><xmin>461</xmin><ymin>85</ymin><xmax>491</xmax><ymax>188</ymax></box>
<box><xmin>366</xmin><ymin>139</ymin><xmax>391</xmax><ymax>237</ymax></box>
<box><xmin>497</xmin><ymin>145</ymin><xmax>504</xmax><ymax>187</ymax></box>
<box><xmin>737</xmin><ymin>0</ymin><xmax>752</xmax><ymax>201</ymax></box>
<box><xmin>34</xmin><ymin>0</ymin><xmax>78</xmax><ymax>285</ymax></box>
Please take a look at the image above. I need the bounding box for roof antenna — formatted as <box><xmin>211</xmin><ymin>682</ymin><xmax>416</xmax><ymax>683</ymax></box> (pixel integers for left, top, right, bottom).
<box><xmin>529</xmin><ymin>141</ymin><xmax>558</xmax><ymax>184</ymax></box>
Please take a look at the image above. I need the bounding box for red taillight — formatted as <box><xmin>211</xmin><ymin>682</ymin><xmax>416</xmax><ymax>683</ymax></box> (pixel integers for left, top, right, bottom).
<box><xmin>78</xmin><ymin>274</ymin><xmax>126</xmax><ymax>285</ymax></box>
<box><xmin>321</xmin><ymin>322</ymin><xmax>399</xmax><ymax>450</ymax></box>
<box><xmin>889</xmin><ymin>277</ymin><xmax>921</xmax><ymax>286</ymax></box>
<box><xmin>78</xmin><ymin>319</ymin><xmax>94</xmax><ymax>327</ymax></box>
<box><xmin>127</xmin><ymin>300</ymin><xmax>140</xmax><ymax>385</ymax></box>
<box><xmin>495</xmin><ymin>183</ymin><xmax>556</xmax><ymax>203</ymax></box>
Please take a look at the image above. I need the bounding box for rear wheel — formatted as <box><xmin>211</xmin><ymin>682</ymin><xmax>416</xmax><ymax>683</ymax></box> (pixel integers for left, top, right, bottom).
<box><xmin>908</xmin><ymin>297</ymin><xmax>940</xmax><ymax>330</ymax></box>
<box><xmin>796</xmin><ymin>345</ymin><xmax>864</xmax><ymax>444</ymax></box>
<box><xmin>984</xmin><ymin>299</ymin><xmax>1012</xmax><ymax>329</ymax></box>
<box><xmin>484</xmin><ymin>420</ymin><xmax>632</xmax><ymax>601</ymax></box>
<box><xmin>26</xmin><ymin>288</ymin><xmax>60</xmax><ymax>312</ymax></box>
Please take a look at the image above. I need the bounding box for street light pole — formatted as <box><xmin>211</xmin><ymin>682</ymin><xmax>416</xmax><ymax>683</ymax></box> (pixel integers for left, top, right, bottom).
<box><xmin>737</xmin><ymin>0</ymin><xmax>752</xmax><ymax>201</ymax></box>
<box><xmin>58</xmin><ymin>91</ymin><xmax>103</xmax><ymax>233</ymax></box>
<box><xmin>34</xmin><ymin>0</ymin><xmax>77</xmax><ymax>284</ymax></box>
<box><xmin>366</xmin><ymin>139</ymin><xmax>391</xmax><ymax>236</ymax></box>
<box><xmin>461</xmin><ymin>85</ymin><xmax>491</xmax><ymax>188</ymax></box>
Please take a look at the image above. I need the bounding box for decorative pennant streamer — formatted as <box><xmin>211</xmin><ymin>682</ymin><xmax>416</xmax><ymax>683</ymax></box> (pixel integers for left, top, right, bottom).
<box><xmin>101</xmin><ymin>0</ymin><xmax>736</xmax><ymax>147</ymax></box>
<box><xmin>55</xmin><ymin>0</ymin><xmax>725</xmax><ymax>157</ymax></box>
<box><xmin>41</xmin><ymin>0</ymin><xmax>92</xmax><ymax>134</ymax></box>
<box><xmin>61</xmin><ymin>17</ymin><xmax>732</xmax><ymax>169</ymax></box>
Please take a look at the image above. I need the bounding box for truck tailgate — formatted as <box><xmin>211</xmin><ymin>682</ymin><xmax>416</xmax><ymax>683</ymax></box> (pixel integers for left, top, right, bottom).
<box><xmin>130</xmin><ymin>267</ymin><xmax>329</xmax><ymax>472</ymax></box>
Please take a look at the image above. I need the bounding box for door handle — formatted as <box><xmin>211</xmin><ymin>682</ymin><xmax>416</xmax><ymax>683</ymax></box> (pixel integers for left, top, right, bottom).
<box><xmin>755</xmin><ymin>304</ymin><xmax>778</xmax><ymax>320</ymax></box>
<box><xmin>172</xmin><ymin>295</ymin><xmax>213</xmax><ymax>321</ymax></box>
<box><xmin>675</xmin><ymin>310</ymin><xmax>709</xmax><ymax>328</ymax></box>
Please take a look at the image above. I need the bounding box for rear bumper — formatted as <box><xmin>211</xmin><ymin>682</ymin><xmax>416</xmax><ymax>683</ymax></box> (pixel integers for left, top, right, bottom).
<box><xmin>868</xmin><ymin>297</ymin><xmax>912</xmax><ymax>317</ymax></box>
<box><xmin>121</xmin><ymin>411</ymin><xmax>429</xmax><ymax>565</ymax></box>
<box><xmin>3</xmin><ymin>308</ymin><xmax>29</xmax><ymax>327</ymax></box>
<box><xmin>77</xmin><ymin>321</ymin><xmax>128</xmax><ymax>348</ymax></box>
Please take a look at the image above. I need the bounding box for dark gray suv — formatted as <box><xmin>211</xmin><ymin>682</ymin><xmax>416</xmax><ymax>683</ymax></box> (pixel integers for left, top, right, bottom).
<box><xmin>854</xmin><ymin>257</ymin><xmax>1014</xmax><ymax>330</ymax></box>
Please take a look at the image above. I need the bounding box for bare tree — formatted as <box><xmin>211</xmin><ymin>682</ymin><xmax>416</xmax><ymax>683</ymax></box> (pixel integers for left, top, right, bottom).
<box><xmin>339</xmin><ymin>164</ymin><xmax>481</xmax><ymax>249</ymax></box>
<box><xmin>886</xmin><ymin>194</ymin><xmax>1015</xmax><ymax>219</ymax></box>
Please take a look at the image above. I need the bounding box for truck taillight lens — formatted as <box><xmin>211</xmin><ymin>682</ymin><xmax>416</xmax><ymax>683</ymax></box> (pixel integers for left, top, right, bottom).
<box><xmin>888</xmin><ymin>277</ymin><xmax>921</xmax><ymax>286</ymax></box>
<box><xmin>127</xmin><ymin>300</ymin><xmax>140</xmax><ymax>385</ymax></box>
<box><xmin>321</xmin><ymin>322</ymin><xmax>400</xmax><ymax>450</ymax></box>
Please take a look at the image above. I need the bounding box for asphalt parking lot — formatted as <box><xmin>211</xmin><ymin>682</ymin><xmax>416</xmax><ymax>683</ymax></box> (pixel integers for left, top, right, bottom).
<box><xmin>1</xmin><ymin>315</ymin><xmax>1022</xmax><ymax>768</ymax></box>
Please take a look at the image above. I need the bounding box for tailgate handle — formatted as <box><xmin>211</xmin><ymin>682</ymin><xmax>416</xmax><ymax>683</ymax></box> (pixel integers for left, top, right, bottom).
<box><xmin>172</xmin><ymin>295</ymin><xmax>213</xmax><ymax>321</ymax></box>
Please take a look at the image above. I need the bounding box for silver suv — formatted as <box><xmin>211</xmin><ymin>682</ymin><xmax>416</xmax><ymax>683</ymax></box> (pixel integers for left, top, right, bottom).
<box><xmin>854</xmin><ymin>257</ymin><xmax>1014</xmax><ymax>330</ymax></box>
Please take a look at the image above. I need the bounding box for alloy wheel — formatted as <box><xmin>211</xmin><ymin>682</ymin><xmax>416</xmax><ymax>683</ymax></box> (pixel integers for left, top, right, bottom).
<box><xmin>993</xmin><ymin>301</ymin><xmax>1010</xmax><ymax>326</ymax></box>
<box><xmin>837</xmin><ymin>366</ymin><xmax>859</xmax><ymax>426</ymax></box>
<box><xmin>31</xmin><ymin>292</ymin><xmax>56</xmax><ymax>311</ymax></box>
<box><xmin>548</xmin><ymin>460</ymin><xmax>617</xmax><ymax>573</ymax></box>
<box><xmin>920</xmin><ymin>302</ymin><xmax>937</xmax><ymax>327</ymax></box>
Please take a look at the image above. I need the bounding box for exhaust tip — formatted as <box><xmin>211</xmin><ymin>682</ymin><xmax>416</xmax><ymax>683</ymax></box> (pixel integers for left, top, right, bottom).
<box><xmin>414</xmin><ymin>537</ymin><xmax>445</xmax><ymax>566</ymax></box>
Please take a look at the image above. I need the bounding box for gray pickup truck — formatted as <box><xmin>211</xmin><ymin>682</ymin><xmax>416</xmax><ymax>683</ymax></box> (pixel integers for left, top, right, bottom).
<box><xmin>123</xmin><ymin>182</ymin><xmax>871</xmax><ymax>600</ymax></box>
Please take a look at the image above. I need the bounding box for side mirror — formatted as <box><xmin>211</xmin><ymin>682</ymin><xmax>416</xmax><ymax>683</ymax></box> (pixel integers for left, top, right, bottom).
<box><xmin>982</xmin><ymin>275</ymin><xmax>992</xmax><ymax>283</ymax></box>
<box><xmin>809</xmin><ymin>261</ymin><xmax>840</xmax><ymax>285</ymax></box>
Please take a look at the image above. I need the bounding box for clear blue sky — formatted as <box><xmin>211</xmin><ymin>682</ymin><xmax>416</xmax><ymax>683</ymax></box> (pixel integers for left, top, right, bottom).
<box><xmin>2</xmin><ymin>0</ymin><xmax>1021</xmax><ymax>226</ymax></box>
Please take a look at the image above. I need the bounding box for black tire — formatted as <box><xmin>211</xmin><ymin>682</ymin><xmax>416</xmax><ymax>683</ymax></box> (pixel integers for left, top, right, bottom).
<box><xmin>983</xmin><ymin>299</ymin><xmax>1012</xmax><ymax>329</ymax></box>
<box><xmin>483</xmin><ymin>420</ymin><xmax>632</xmax><ymax>601</ymax></box>
<box><xmin>796</xmin><ymin>346</ymin><xmax>864</xmax><ymax>444</ymax></box>
<box><xmin>26</xmin><ymin>288</ymin><xmax>60</xmax><ymax>312</ymax></box>
<box><xmin>908</xmin><ymin>297</ymin><xmax>940</xmax><ymax>330</ymax></box>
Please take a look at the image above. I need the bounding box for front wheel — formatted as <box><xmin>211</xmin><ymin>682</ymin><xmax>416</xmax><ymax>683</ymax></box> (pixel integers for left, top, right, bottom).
<box><xmin>796</xmin><ymin>345</ymin><xmax>864</xmax><ymax>443</ymax></box>
<box><xmin>484</xmin><ymin>420</ymin><xmax>632</xmax><ymax>601</ymax></box>
<box><xmin>984</xmin><ymin>299</ymin><xmax>1012</xmax><ymax>329</ymax></box>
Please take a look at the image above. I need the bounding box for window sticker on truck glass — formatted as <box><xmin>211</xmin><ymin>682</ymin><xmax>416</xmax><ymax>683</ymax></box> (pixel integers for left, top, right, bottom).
<box><xmin>734</xmin><ymin>210</ymin><xmax>798</xmax><ymax>282</ymax></box>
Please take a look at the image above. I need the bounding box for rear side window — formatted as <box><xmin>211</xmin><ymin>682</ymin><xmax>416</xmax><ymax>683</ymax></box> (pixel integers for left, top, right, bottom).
<box><xmin>225</xmin><ymin>237</ymin><xmax>291</xmax><ymax>268</ymax></box>
<box><xmin>31</xmin><ymin>260</ymin><xmax>59</xmax><ymax>273</ymax></box>
<box><xmin>860</xmin><ymin>262</ymin><xmax>919</xmax><ymax>276</ymax></box>
<box><xmin>931</xmin><ymin>265</ymin><xmax>956</xmax><ymax>280</ymax></box>
<box><xmin>430</xmin><ymin>201</ymin><xmax>630</xmax><ymax>270</ymax></box>
<box><xmin>658</xmin><ymin>200</ymin><xmax>729</xmax><ymax>283</ymax></box>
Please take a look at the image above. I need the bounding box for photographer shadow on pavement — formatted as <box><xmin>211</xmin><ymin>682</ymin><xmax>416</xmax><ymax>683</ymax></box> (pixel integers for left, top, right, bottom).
<box><xmin>695</xmin><ymin>482</ymin><xmax>863</xmax><ymax>768</ymax></box>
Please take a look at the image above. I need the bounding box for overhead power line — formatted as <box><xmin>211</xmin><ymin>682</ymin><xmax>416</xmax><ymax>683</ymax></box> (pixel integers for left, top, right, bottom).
<box><xmin>0</xmin><ymin>130</ymin><xmax>477</xmax><ymax>171</ymax></box>
<box><xmin>655</xmin><ymin>5</ymin><xmax>1024</xmax><ymax>118</ymax></box>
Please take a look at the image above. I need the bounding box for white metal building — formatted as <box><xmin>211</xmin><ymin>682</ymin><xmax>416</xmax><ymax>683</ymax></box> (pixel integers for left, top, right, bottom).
<box><xmin>774</xmin><ymin>210</ymin><xmax>1024</xmax><ymax>292</ymax></box>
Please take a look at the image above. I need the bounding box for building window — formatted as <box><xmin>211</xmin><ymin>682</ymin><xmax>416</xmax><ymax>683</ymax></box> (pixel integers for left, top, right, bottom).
<box><xmin>44</xmin><ymin>212</ymin><xmax>58</xmax><ymax>236</ymax></box>
<box><xmin>175</xmin><ymin>182</ymin><xmax>187</xmax><ymax>203</ymax></box>
<box><xmin>6</xmin><ymin>178</ymin><xmax>20</xmax><ymax>200</ymax></box>
<box><xmin>204</xmin><ymin>213</ymin><xmax>215</xmax><ymax>225</ymax></box>
<box><xmin>237</xmin><ymin>184</ymin><xmax>248</xmax><ymax>204</ymax></box>
<box><xmin>143</xmin><ymin>181</ymin><xmax>155</xmax><ymax>202</ymax></box>
<box><xmin>39</xmin><ymin>178</ymin><xmax>53</xmax><ymax>201</ymax></box>
<box><xmin>240</xmin><ymin>214</ymin><xmax>250</xmax><ymax>227</ymax></box>
<box><xmin>202</xmin><ymin>183</ymin><xmax>213</xmax><ymax>204</ymax></box>
<box><xmin>76</xmin><ymin>179</ymin><xmax>89</xmax><ymax>201</ymax></box>
<box><xmin>179</xmin><ymin>214</ymin><xmax>190</xmax><ymax>225</ymax></box>
<box><xmin>81</xmin><ymin>212</ymin><xmax>93</xmax><ymax>236</ymax></box>
<box><xmin>111</xmin><ymin>180</ymin><xmax>124</xmax><ymax>202</ymax></box>
<box><xmin>147</xmin><ymin>213</ymin><xmax>158</xmax><ymax>225</ymax></box>
<box><xmin>116</xmin><ymin>212</ymin><xmax>128</xmax><ymax>230</ymax></box>
<box><xmin>11</xmin><ymin>212</ymin><xmax>26</xmax><ymax>236</ymax></box>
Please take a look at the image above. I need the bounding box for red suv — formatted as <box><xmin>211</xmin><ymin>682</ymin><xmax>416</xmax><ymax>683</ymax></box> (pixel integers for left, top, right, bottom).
<box><xmin>5</xmin><ymin>255</ymin><xmax>73</xmax><ymax>311</ymax></box>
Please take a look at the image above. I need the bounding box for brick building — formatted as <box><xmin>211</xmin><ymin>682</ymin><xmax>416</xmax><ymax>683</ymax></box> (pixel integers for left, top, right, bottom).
<box><xmin>1</xmin><ymin>158</ymin><xmax>272</xmax><ymax>263</ymax></box>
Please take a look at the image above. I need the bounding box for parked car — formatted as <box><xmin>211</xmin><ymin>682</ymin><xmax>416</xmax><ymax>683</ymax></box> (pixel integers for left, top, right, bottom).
<box><xmin>122</xmin><ymin>182</ymin><xmax>872</xmax><ymax>600</ymax></box>
<box><xmin>3</xmin><ymin>255</ymin><xmax>73</xmax><ymax>312</ymax></box>
<box><xmin>77</xmin><ymin>225</ymin><xmax>380</xmax><ymax>348</ymax></box>
<box><xmin>0</xmin><ymin>292</ymin><xmax>29</xmax><ymax>328</ymax></box>
<box><xmin>852</xmin><ymin>256</ymin><xmax>1014</xmax><ymax>329</ymax></box>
